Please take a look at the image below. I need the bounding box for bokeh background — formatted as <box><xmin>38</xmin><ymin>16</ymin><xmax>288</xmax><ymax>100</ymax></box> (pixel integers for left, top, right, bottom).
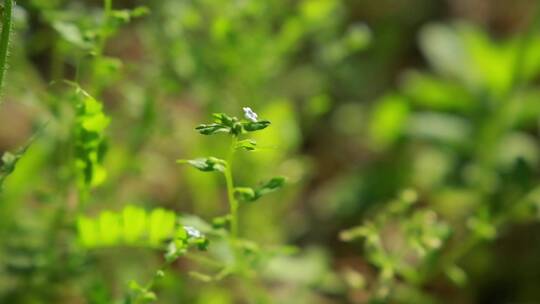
<box><xmin>2</xmin><ymin>0</ymin><xmax>540</xmax><ymax>303</ymax></box>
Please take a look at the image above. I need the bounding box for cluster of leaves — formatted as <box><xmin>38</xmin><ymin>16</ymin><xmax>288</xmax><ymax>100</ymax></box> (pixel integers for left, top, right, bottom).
<box><xmin>77</xmin><ymin>205</ymin><xmax>208</xmax><ymax>303</ymax></box>
<box><xmin>150</xmin><ymin>0</ymin><xmax>370</xmax><ymax>111</ymax></box>
<box><xmin>48</xmin><ymin>5</ymin><xmax>148</xmax><ymax>54</ymax></box>
<box><xmin>342</xmin><ymin>18</ymin><xmax>540</xmax><ymax>302</ymax></box>
<box><xmin>0</xmin><ymin>2</ymin><xmax>159</xmax><ymax>302</ymax></box>
<box><xmin>7</xmin><ymin>0</ymin><xmax>540</xmax><ymax>302</ymax></box>
<box><xmin>77</xmin><ymin>205</ymin><xmax>208</xmax><ymax>249</ymax></box>
<box><xmin>72</xmin><ymin>88</ymin><xmax>110</xmax><ymax>192</ymax></box>
<box><xmin>341</xmin><ymin>190</ymin><xmax>452</xmax><ymax>301</ymax></box>
<box><xmin>195</xmin><ymin>113</ymin><xmax>270</xmax><ymax>136</ymax></box>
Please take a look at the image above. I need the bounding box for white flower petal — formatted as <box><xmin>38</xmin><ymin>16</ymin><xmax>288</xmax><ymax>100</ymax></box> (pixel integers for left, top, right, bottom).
<box><xmin>243</xmin><ymin>107</ymin><xmax>258</xmax><ymax>122</ymax></box>
<box><xmin>183</xmin><ymin>226</ymin><xmax>202</xmax><ymax>238</ymax></box>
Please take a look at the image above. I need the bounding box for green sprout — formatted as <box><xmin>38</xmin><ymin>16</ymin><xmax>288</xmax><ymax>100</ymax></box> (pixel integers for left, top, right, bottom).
<box><xmin>178</xmin><ymin>107</ymin><xmax>285</xmax><ymax>272</ymax></box>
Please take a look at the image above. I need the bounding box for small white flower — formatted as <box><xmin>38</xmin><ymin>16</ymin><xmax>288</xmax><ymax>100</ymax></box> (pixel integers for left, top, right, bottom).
<box><xmin>243</xmin><ymin>107</ymin><xmax>258</xmax><ymax>122</ymax></box>
<box><xmin>183</xmin><ymin>226</ymin><xmax>202</xmax><ymax>238</ymax></box>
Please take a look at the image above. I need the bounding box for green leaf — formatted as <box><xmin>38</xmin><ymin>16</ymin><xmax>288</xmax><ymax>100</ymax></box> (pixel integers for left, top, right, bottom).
<box><xmin>467</xmin><ymin>216</ymin><xmax>496</xmax><ymax>240</ymax></box>
<box><xmin>73</xmin><ymin>89</ymin><xmax>110</xmax><ymax>190</ymax></box>
<box><xmin>177</xmin><ymin>157</ymin><xmax>227</xmax><ymax>172</ymax></box>
<box><xmin>212</xmin><ymin>113</ymin><xmax>236</xmax><ymax>126</ymax></box>
<box><xmin>182</xmin><ymin>226</ymin><xmax>209</xmax><ymax>250</ymax></box>
<box><xmin>76</xmin><ymin>206</ymin><xmax>210</xmax><ymax>253</ymax></box>
<box><xmin>148</xmin><ymin>208</ymin><xmax>176</xmax><ymax>246</ymax></box>
<box><xmin>128</xmin><ymin>279</ymin><xmax>157</xmax><ymax>303</ymax></box>
<box><xmin>235</xmin><ymin>239</ymin><xmax>260</xmax><ymax>255</ymax></box>
<box><xmin>193</xmin><ymin>237</ymin><xmax>210</xmax><ymax>251</ymax></box>
<box><xmin>255</xmin><ymin>176</ymin><xmax>286</xmax><ymax>197</ymax></box>
<box><xmin>0</xmin><ymin>127</ymin><xmax>42</xmax><ymax>190</ymax></box>
<box><xmin>195</xmin><ymin>113</ymin><xmax>243</xmax><ymax>135</ymax></box>
<box><xmin>128</xmin><ymin>280</ymin><xmax>142</xmax><ymax>292</ymax></box>
<box><xmin>401</xmin><ymin>71</ymin><xmax>475</xmax><ymax>113</ymax></box>
<box><xmin>165</xmin><ymin>242</ymin><xmax>185</xmax><ymax>262</ymax></box>
<box><xmin>195</xmin><ymin>123</ymin><xmax>229</xmax><ymax>135</ymax></box>
<box><xmin>52</xmin><ymin>21</ymin><xmax>91</xmax><ymax>49</ymax></box>
<box><xmin>242</xmin><ymin>120</ymin><xmax>271</xmax><ymax>132</ymax></box>
<box><xmin>344</xmin><ymin>23</ymin><xmax>371</xmax><ymax>51</ymax></box>
<box><xmin>235</xmin><ymin>139</ymin><xmax>257</xmax><ymax>151</ymax></box>
<box><xmin>234</xmin><ymin>187</ymin><xmax>257</xmax><ymax>202</ymax></box>
<box><xmin>111</xmin><ymin>6</ymin><xmax>150</xmax><ymax>24</ymax></box>
<box><xmin>445</xmin><ymin>265</ymin><xmax>467</xmax><ymax>287</ymax></box>
<box><xmin>0</xmin><ymin>151</ymin><xmax>23</xmax><ymax>190</ymax></box>
<box><xmin>131</xmin><ymin>6</ymin><xmax>151</xmax><ymax>18</ymax></box>
<box><xmin>77</xmin><ymin>216</ymin><xmax>98</xmax><ymax>247</ymax></box>
<box><xmin>189</xmin><ymin>271</ymin><xmax>213</xmax><ymax>282</ymax></box>
<box><xmin>81</xmin><ymin>112</ymin><xmax>110</xmax><ymax>133</ymax></box>
<box><xmin>212</xmin><ymin>113</ymin><xmax>243</xmax><ymax>135</ymax></box>
<box><xmin>236</xmin><ymin>177</ymin><xmax>286</xmax><ymax>203</ymax></box>
<box><xmin>122</xmin><ymin>206</ymin><xmax>147</xmax><ymax>244</ymax></box>
<box><xmin>141</xmin><ymin>291</ymin><xmax>157</xmax><ymax>302</ymax></box>
<box><xmin>211</xmin><ymin>215</ymin><xmax>231</xmax><ymax>229</ymax></box>
<box><xmin>369</xmin><ymin>94</ymin><xmax>409</xmax><ymax>149</ymax></box>
<box><xmin>99</xmin><ymin>211</ymin><xmax>121</xmax><ymax>245</ymax></box>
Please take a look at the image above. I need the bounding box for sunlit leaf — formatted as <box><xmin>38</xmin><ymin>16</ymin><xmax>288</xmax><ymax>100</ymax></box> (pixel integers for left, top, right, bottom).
<box><xmin>177</xmin><ymin>157</ymin><xmax>227</xmax><ymax>172</ymax></box>
<box><xmin>149</xmin><ymin>208</ymin><xmax>176</xmax><ymax>246</ymax></box>
<box><xmin>73</xmin><ymin>89</ymin><xmax>110</xmax><ymax>191</ymax></box>
<box><xmin>369</xmin><ymin>94</ymin><xmax>409</xmax><ymax>148</ymax></box>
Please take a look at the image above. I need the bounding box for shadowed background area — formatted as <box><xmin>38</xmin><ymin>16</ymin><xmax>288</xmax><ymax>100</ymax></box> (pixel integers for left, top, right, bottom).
<box><xmin>1</xmin><ymin>0</ymin><xmax>540</xmax><ymax>303</ymax></box>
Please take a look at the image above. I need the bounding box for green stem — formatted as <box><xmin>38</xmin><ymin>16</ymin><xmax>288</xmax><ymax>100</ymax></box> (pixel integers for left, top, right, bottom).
<box><xmin>0</xmin><ymin>0</ymin><xmax>13</xmax><ymax>100</ymax></box>
<box><xmin>419</xmin><ymin>235</ymin><xmax>479</xmax><ymax>285</ymax></box>
<box><xmin>104</xmin><ymin>0</ymin><xmax>112</xmax><ymax>13</ymax></box>
<box><xmin>98</xmin><ymin>0</ymin><xmax>112</xmax><ymax>55</ymax></box>
<box><xmin>224</xmin><ymin>135</ymin><xmax>239</xmax><ymax>240</ymax></box>
<box><xmin>132</xmin><ymin>259</ymin><xmax>173</xmax><ymax>304</ymax></box>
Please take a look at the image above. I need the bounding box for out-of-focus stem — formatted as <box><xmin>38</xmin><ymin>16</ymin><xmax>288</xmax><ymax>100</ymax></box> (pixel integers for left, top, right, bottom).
<box><xmin>0</xmin><ymin>0</ymin><xmax>13</xmax><ymax>101</ymax></box>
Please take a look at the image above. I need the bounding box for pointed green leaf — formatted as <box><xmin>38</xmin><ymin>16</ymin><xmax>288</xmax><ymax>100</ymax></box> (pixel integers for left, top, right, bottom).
<box><xmin>212</xmin><ymin>113</ymin><xmax>236</xmax><ymax>126</ymax></box>
<box><xmin>195</xmin><ymin>123</ymin><xmax>229</xmax><ymax>135</ymax></box>
<box><xmin>255</xmin><ymin>176</ymin><xmax>286</xmax><ymax>197</ymax></box>
<box><xmin>242</xmin><ymin>120</ymin><xmax>271</xmax><ymax>132</ymax></box>
<box><xmin>177</xmin><ymin>157</ymin><xmax>227</xmax><ymax>172</ymax></box>
<box><xmin>234</xmin><ymin>187</ymin><xmax>257</xmax><ymax>202</ymax></box>
<box><xmin>165</xmin><ymin>241</ymin><xmax>185</xmax><ymax>262</ymax></box>
<box><xmin>236</xmin><ymin>177</ymin><xmax>286</xmax><ymax>203</ymax></box>
<box><xmin>235</xmin><ymin>139</ymin><xmax>257</xmax><ymax>151</ymax></box>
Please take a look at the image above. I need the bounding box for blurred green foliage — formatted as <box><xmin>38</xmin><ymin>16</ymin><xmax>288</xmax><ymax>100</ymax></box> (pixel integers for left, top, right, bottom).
<box><xmin>1</xmin><ymin>0</ymin><xmax>540</xmax><ymax>303</ymax></box>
